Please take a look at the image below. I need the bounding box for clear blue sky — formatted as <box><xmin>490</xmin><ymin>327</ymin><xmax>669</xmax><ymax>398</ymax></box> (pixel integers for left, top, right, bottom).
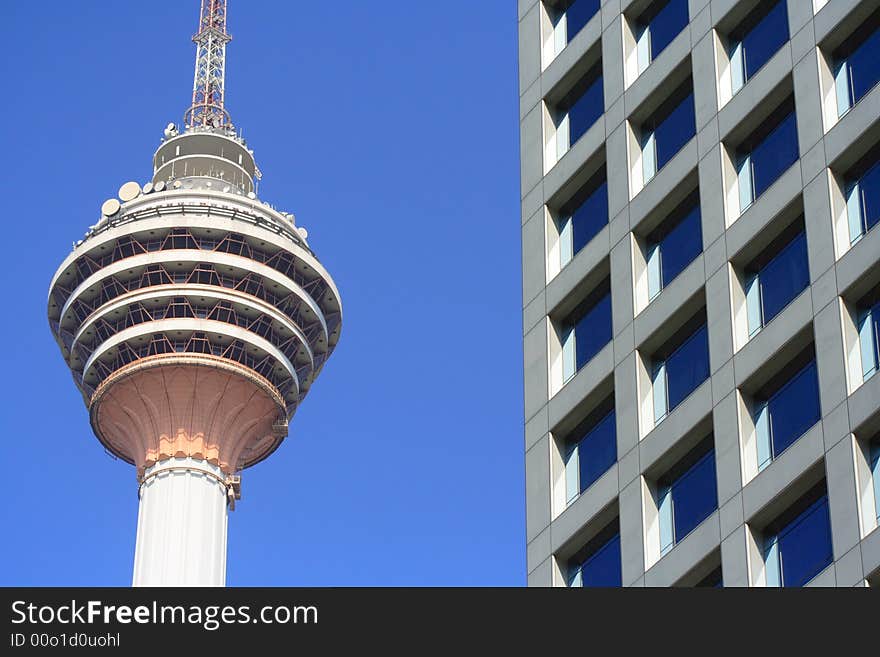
<box><xmin>0</xmin><ymin>1</ymin><xmax>524</xmax><ymax>586</ymax></box>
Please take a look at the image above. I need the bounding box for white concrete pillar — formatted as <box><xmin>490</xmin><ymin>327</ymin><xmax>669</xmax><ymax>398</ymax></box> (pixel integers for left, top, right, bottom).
<box><xmin>132</xmin><ymin>457</ymin><xmax>231</xmax><ymax>587</ymax></box>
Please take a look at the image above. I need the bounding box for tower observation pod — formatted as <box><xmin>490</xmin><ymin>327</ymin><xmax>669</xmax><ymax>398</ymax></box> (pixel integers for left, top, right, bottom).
<box><xmin>47</xmin><ymin>0</ymin><xmax>342</xmax><ymax>586</ymax></box>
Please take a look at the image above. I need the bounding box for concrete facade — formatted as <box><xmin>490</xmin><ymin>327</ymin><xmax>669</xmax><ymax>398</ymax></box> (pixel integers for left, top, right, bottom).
<box><xmin>519</xmin><ymin>0</ymin><xmax>880</xmax><ymax>586</ymax></box>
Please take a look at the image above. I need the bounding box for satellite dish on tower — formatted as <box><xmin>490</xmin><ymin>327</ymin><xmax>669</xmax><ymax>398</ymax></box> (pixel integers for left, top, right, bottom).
<box><xmin>154</xmin><ymin>180</ymin><xmax>166</xmax><ymax>192</ymax></box>
<box><xmin>101</xmin><ymin>198</ymin><xmax>121</xmax><ymax>217</ymax></box>
<box><xmin>143</xmin><ymin>182</ymin><xmax>154</xmax><ymax>194</ymax></box>
<box><xmin>118</xmin><ymin>182</ymin><xmax>141</xmax><ymax>202</ymax></box>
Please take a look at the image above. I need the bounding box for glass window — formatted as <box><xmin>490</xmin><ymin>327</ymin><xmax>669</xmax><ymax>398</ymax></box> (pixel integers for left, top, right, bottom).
<box><xmin>658</xmin><ymin>441</ymin><xmax>717</xmax><ymax>554</ymax></box>
<box><xmin>858</xmin><ymin>300</ymin><xmax>880</xmax><ymax>382</ymax></box>
<box><xmin>559</xmin><ymin>173</ymin><xmax>608</xmax><ymax>268</ymax></box>
<box><xmin>648</xmin><ymin>196</ymin><xmax>702</xmax><ymax>299</ymax></box>
<box><xmin>755</xmin><ymin>359</ymin><xmax>820</xmax><ymax>469</ymax></box>
<box><xmin>642</xmin><ymin>83</ymin><xmax>695</xmax><ymax>182</ymax></box>
<box><xmin>665</xmin><ymin>323</ymin><xmax>710</xmax><ymax>412</ymax></box>
<box><xmin>569</xmin><ymin>523</ymin><xmax>622</xmax><ymax>587</ymax></box>
<box><xmin>834</xmin><ymin>12</ymin><xmax>880</xmax><ymax>116</ymax></box>
<box><xmin>846</xmin><ymin>158</ymin><xmax>880</xmax><ymax>244</ymax></box>
<box><xmin>730</xmin><ymin>0</ymin><xmax>789</xmax><ymax>94</ymax></box>
<box><xmin>871</xmin><ymin>442</ymin><xmax>880</xmax><ymax>523</ymax></box>
<box><xmin>745</xmin><ymin>229</ymin><xmax>809</xmax><ymax>336</ymax></box>
<box><xmin>564</xmin><ymin>0</ymin><xmax>600</xmax><ymax>43</ymax></box>
<box><xmin>749</xmin><ymin>110</ymin><xmax>798</xmax><ymax>201</ymax></box>
<box><xmin>765</xmin><ymin>490</ymin><xmax>833</xmax><ymax>587</ymax></box>
<box><xmin>560</xmin><ymin>67</ymin><xmax>604</xmax><ymax>148</ymax></box>
<box><xmin>569</xmin><ymin>286</ymin><xmax>612</xmax><ymax>373</ymax></box>
<box><xmin>564</xmin><ymin>406</ymin><xmax>617</xmax><ymax>503</ymax></box>
<box><xmin>642</xmin><ymin>0</ymin><xmax>689</xmax><ymax>63</ymax></box>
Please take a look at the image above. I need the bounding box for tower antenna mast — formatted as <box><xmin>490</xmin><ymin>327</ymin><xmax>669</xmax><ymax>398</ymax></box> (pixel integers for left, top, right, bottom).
<box><xmin>184</xmin><ymin>0</ymin><xmax>231</xmax><ymax>129</ymax></box>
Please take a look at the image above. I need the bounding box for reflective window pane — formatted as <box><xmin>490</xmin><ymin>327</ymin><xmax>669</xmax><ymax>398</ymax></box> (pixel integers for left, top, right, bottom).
<box><xmin>578</xmin><ymin>411</ymin><xmax>617</xmax><ymax>492</ymax></box>
<box><xmin>660</xmin><ymin>204</ymin><xmax>702</xmax><ymax>287</ymax></box>
<box><xmin>574</xmin><ymin>292</ymin><xmax>612</xmax><ymax>370</ymax></box>
<box><xmin>671</xmin><ymin>450</ymin><xmax>718</xmax><ymax>542</ymax></box>
<box><xmin>666</xmin><ymin>324</ymin><xmax>710</xmax><ymax>411</ymax></box>
<box><xmin>759</xmin><ymin>230</ymin><xmax>809</xmax><ymax>324</ymax></box>
<box><xmin>580</xmin><ymin>534</ymin><xmax>622</xmax><ymax>587</ymax></box>
<box><xmin>847</xmin><ymin>21</ymin><xmax>880</xmax><ymax>105</ymax></box>
<box><xmin>565</xmin><ymin>0</ymin><xmax>600</xmax><ymax>43</ymax></box>
<box><xmin>778</xmin><ymin>495</ymin><xmax>833</xmax><ymax>587</ymax></box>
<box><xmin>649</xmin><ymin>0</ymin><xmax>689</xmax><ymax>60</ymax></box>
<box><xmin>742</xmin><ymin>0</ymin><xmax>788</xmax><ymax>80</ymax></box>
<box><xmin>860</xmin><ymin>160</ymin><xmax>880</xmax><ymax>233</ymax></box>
<box><xmin>768</xmin><ymin>360</ymin><xmax>820</xmax><ymax>458</ymax></box>
<box><xmin>653</xmin><ymin>92</ymin><xmax>695</xmax><ymax>170</ymax></box>
<box><xmin>751</xmin><ymin>111</ymin><xmax>798</xmax><ymax>199</ymax></box>
<box><xmin>566</xmin><ymin>73</ymin><xmax>604</xmax><ymax>145</ymax></box>
<box><xmin>570</xmin><ymin>180</ymin><xmax>608</xmax><ymax>255</ymax></box>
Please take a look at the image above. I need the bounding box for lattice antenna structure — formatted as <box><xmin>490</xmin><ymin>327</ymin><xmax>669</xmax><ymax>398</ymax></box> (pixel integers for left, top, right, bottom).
<box><xmin>184</xmin><ymin>0</ymin><xmax>232</xmax><ymax>129</ymax></box>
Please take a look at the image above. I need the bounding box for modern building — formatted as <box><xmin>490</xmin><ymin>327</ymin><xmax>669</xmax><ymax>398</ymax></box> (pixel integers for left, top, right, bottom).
<box><xmin>47</xmin><ymin>0</ymin><xmax>342</xmax><ymax>586</ymax></box>
<box><xmin>519</xmin><ymin>0</ymin><xmax>880</xmax><ymax>586</ymax></box>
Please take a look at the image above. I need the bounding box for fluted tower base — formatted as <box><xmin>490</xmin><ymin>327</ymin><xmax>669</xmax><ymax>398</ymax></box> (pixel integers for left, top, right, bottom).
<box><xmin>133</xmin><ymin>457</ymin><xmax>230</xmax><ymax>586</ymax></box>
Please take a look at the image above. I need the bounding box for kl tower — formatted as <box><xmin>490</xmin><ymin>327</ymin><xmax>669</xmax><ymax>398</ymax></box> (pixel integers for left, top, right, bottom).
<box><xmin>47</xmin><ymin>0</ymin><xmax>342</xmax><ymax>586</ymax></box>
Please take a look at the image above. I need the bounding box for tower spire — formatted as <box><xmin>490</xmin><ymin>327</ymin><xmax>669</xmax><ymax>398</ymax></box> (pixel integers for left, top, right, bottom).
<box><xmin>184</xmin><ymin>0</ymin><xmax>231</xmax><ymax>129</ymax></box>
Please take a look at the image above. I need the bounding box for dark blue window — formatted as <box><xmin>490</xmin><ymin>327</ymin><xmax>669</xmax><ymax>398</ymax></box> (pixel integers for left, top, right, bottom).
<box><xmin>665</xmin><ymin>323</ymin><xmax>710</xmax><ymax>411</ymax></box>
<box><xmin>575</xmin><ymin>410</ymin><xmax>617</xmax><ymax>493</ymax></box>
<box><xmin>562</xmin><ymin>67</ymin><xmax>604</xmax><ymax>146</ymax></box>
<box><xmin>647</xmin><ymin>88</ymin><xmax>696</xmax><ymax>171</ymax></box>
<box><xmin>567</xmin><ymin>176</ymin><xmax>608</xmax><ymax>255</ymax></box>
<box><xmin>570</xmin><ymin>524</ymin><xmax>622</xmax><ymax>587</ymax></box>
<box><xmin>645</xmin><ymin>0</ymin><xmax>689</xmax><ymax>60</ymax></box>
<box><xmin>838</xmin><ymin>12</ymin><xmax>880</xmax><ymax>106</ymax></box>
<box><xmin>774</xmin><ymin>491</ymin><xmax>833</xmax><ymax>587</ymax></box>
<box><xmin>748</xmin><ymin>108</ymin><xmax>798</xmax><ymax>199</ymax></box>
<box><xmin>764</xmin><ymin>359</ymin><xmax>821</xmax><ymax>458</ymax></box>
<box><xmin>755</xmin><ymin>230</ymin><xmax>809</xmax><ymax>325</ymax></box>
<box><xmin>656</xmin><ymin>200</ymin><xmax>702</xmax><ymax>288</ymax></box>
<box><xmin>739</xmin><ymin>0</ymin><xmax>789</xmax><ymax>81</ymax></box>
<box><xmin>564</xmin><ymin>0</ymin><xmax>600</xmax><ymax>42</ymax></box>
<box><xmin>696</xmin><ymin>567</ymin><xmax>723</xmax><ymax>587</ymax></box>
<box><xmin>572</xmin><ymin>286</ymin><xmax>612</xmax><ymax>371</ymax></box>
<box><xmin>854</xmin><ymin>159</ymin><xmax>880</xmax><ymax>234</ymax></box>
<box><xmin>663</xmin><ymin>445</ymin><xmax>717</xmax><ymax>543</ymax></box>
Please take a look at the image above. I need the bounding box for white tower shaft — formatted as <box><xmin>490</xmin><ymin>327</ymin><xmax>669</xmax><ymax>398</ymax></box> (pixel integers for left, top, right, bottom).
<box><xmin>132</xmin><ymin>458</ymin><xmax>230</xmax><ymax>586</ymax></box>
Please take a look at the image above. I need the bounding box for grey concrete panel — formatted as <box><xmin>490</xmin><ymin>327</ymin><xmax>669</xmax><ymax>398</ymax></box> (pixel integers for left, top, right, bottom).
<box><xmin>523</xmin><ymin>290</ymin><xmax>546</xmax><ymax>337</ymax></box>
<box><xmin>527</xmin><ymin>557</ymin><xmax>553</xmax><ymax>587</ymax></box>
<box><xmin>606</xmin><ymin>124</ymin><xmax>632</xmax><ymax>218</ymax></box>
<box><xmin>633</xmin><ymin>255</ymin><xmax>705</xmax><ymax>346</ymax></box>
<box><xmin>814</xmin><ymin>300</ymin><xmax>848</xmax><ymax>415</ymax></box>
<box><xmin>541</xmin><ymin>16</ymin><xmax>603</xmax><ymax>99</ymax></box>
<box><xmin>520</xmin><ymin>104</ymin><xmax>544</xmax><ymax>199</ymax></box>
<box><xmin>717</xmin><ymin>44</ymin><xmax>793</xmax><ymax>142</ymax></box>
<box><xmin>825</xmin><ymin>436</ymin><xmax>862</xmax><ymax>558</ymax></box>
<box><xmin>822</xmin><ymin>401</ymin><xmax>851</xmax><ymax>453</ymax></box>
<box><xmin>527</xmin><ymin>525</ymin><xmax>551</xmax><ymax>573</ymax></box>
<box><xmin>697</xmin><ymin>146</ymin><xmax>727</xmax><ymax>247</ymax></box>
<box><xmin>610</xmin><ymin>235</ymin><xmax>635</xmax><ymax>335</ymax></box>
<box><xmin>518</xmin><ymin>5</ymin><xmax>542</xmax><ymax>95</ymax></box>
<box><xmin>618</xmin><ymin>444</ymin><xmax>640</xmax><ymax>490</ymax></box>
<box><xmin>713</xmin><ymin>391</ymin><xmax>744</xmax><ymax>505</ymax></box>
<box><xmin>732</xmin><ymin>288</ymin><xmax>813</xmax><ymax>389</ymax></box>
<box><xmin>522</xmin><ymin>179</ymin><xmax>544</xmax><ymax>222</ymax></box>
<box><xmin>526</xmin><ymin>437</ymin><xmax>551</xmax><ymax>541</ymax></box>
<box><xmin>710</xmin><ymin>359</ymin><xmax>735</xmax><ymax>405</ymax></box>
<box><xmin>639</xmin><ymin>380</ymin><xmax>713</xmax><ymax>469</ymax></box>
<box><xmin>525</xmin><ymin>403</ymin><xmax>549</xmax><ymax>452</ymax></box>
<box><xmin>824</xmin><ymin>83</ymin><xmax>880</xmax><ymax>167</ymax></box>
<box><xmin>719</xmin><ymin>493</ymin><xmax>744</xmax><ymax>540</ymax></box>
<box><xmin>545</xmin><ymin>226</ymin><xmax>611</xmax><ymax>312</ymax></box>
<box><xmin>613</xmin><ymin>321</ymin><xmax>635</xmax><ymax>366</ymax></box>
<box><xmin>644</xmin><ymin>512</ymin><xmax>720</xmax><ymax>586</ymax></box>
<box><xmin>548</xmin><ymin>342</ymin><xmax>615</xmax><ymax>428</ymax></box>
<box><xmin>691</xmin><ymin>32</ymin><xmax>718</xmax><ymax>130</ymax></box>
<box><xmin>802</xmin><ymin>172</ymin><xmax>836</xmax><ymax>280</ymax></box>
<box><xmin>800</xmin><ymin>140</ymin><xmax>827</xmax><ymax>187</ymax></box>
<box><xmin>630</xmin><ymin>139</ymin><xmax>699</xmax><ymax>230</ymax></box>
<box><xmin>810</xmin><ymin>267</ymin><xmax>837</xmax><ymax>316</ymax></box>
<box><xmin>835</xmin><ymin>225</ymin><xmax>880</xmax><ymax>296</ymax></box>
<box><xmin>805</xmin><ymin>563</ymin><xmax>837</xmax><ymax>587</ymax></box>
<box><xmin>522</xmin><ymin>209</ymin><xmax>546</xmax><ymax>306</ymax></box>
<box><xmin>523</xmin><ymin>320</ymin><xmax>549</xmax><ymax>422</ymax></box>
<box><xmin>619</xmin><ymin>477</ymin><xmax>646</xmax><ymax>585</ymax></box>
<box><xmin>623</xmin><ymin>33</ymin><xmax>692</xmax><ymax>121</ymax></box>
<box><xmin>813</xmin><ymin>0</ymin><xmax>866</xmax><ymax>45</ymax></box>
<box><xmin>848</xmin><ymin>373</ymin><xmax>880</xmax><ymax>436</ymax></box>
<box><xmin>520</xmin><ymin>78</ymin><xmax>542</xmax><ymax>119</ymax></box>
<box><xmin>550</xmin><ymin>465</ymin><xmax>619</xmax><ymax>552</ymax></box>
<box><xmin>834</xmin><ymin>545</ymin><xmax>865</xmax><ymax>587</ymax></box>
<box><xmin>790</xmin><ymin>21</ymin><xmax>817</xmax><ymax>67</ymax></box>
<box><xmin>785</xmin><ymin>0</ymin><xmax>814</xmax><ymax>40</ymax></box>
<box><xmin>793</xmin><ymin>52</ymin><xmax>826</xmax><ymax>156</ymax></box>
<box><xmin>614</xmin><ymin>353</ymin><xmax>641</xmax><ymax>455</ymax></box>
<box><xmin>543</xmin><ymin>119</ymin><xmax>607</xmax><ymax>202</ymax></box>
<box><xmin>601</xmin><ymin>17</ymin><xmax>626</xmax><ymax>109</ymax></box>
<box><xmin>720</xmin><ymin>526</ymin><xmax>750</xmax><ymax>587</ymax></box>
<box><xmin>741</xmin><ymin>424</ymin><xmax>824</xmax><ymax>523</ymax></box>
<box><xmin>861</xmin><ymin>528</ymin><xmax>880</xmax><ymax>581</ymax></box>
<box><xmin>706</xmin><ymin>265</ymin><xmax>733</xmax><ymax>374</ymax></box>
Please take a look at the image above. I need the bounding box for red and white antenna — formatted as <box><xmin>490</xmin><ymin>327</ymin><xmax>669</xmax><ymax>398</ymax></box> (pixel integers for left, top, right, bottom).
<box><xmin>184</xmin><ymin>0</ymin><xmax>231</xmax><ymax>129</ymax></box>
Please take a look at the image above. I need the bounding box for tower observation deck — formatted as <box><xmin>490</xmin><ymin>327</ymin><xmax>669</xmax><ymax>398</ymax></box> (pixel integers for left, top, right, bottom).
<box><xmin>47</xmin><ymin>0</ymin><xmax>342</xmax><ymax>586</ymax></box>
